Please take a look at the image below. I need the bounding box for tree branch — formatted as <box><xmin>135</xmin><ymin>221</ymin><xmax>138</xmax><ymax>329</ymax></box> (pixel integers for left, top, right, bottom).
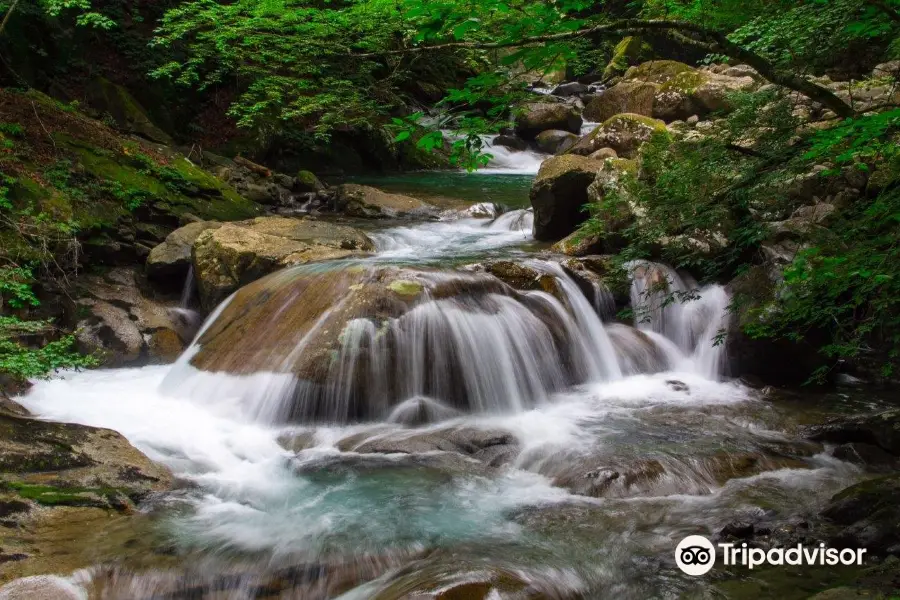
<box><xmin>0</xmin><ymin>0</ymin><xmax>21</xmax><ymax>38</ymax></box>
<box><xmin>357</xmin><ymin>18</ymin><xmax>856</xmax><ymax>119</ymax></box>
<box><xmin>868</xmin><ymin>0</ymin><xmax>900</xmax><ymax>23</ymax></box>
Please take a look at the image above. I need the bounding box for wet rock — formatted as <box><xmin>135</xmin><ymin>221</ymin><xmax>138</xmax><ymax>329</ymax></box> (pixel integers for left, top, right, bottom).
<box><xmin>550</xmin><ymin>82</ymin><xmax>590</xmax><ymax>97</ymax></box>
<box><xmin>534</xmin><ymin>129</ymin><xmax>579</xmax><ymax>154</ymax></box>
<box><xmin>295</xmin><ymin>170</ymin><xmax>325</xmax><ymax>193</ymax></box>
<box><xmin>529</xmin><ymin>155</ymin><xmax>605</xmax><ymax>241</ymax></box>
<box><xmin>806</xmin><ymin>410</ymin><xmax>900</xmax><ymax>457</ymax></box>
<box><xmin>333</xmin><ymin>184</ymin><xmax>438</xmax><ymax>219</ymax></box>
<box><xmin>720</xmin><ymin>521</ymin><xmax>755</xmax><ymax>540</ymax></box>
<box><xmin>514</xmin><ymin>102</ymin><xmax>583</xmax><ymax>140</ymax></box>
<box><xmin>386</xmin><ymin>397</ymin><xmax>462</xmax><ymax>427</ymax></box>
<box><xmin>822</xmin><ymin>475</ymin><xmax>900</xmax><ymax>556</ymax></box>
<box><xmin>551</xmin><ymin>231</ymin><xmax>605</xmax><ymax>257</ymax></box>
<box><xmin>491</xmin><ymin>134</ymin><xmax>528</xmax><ymax>152</ymax></box>
<box><xmin>74</xmin><ymin>267</ymin><xmax>192</xmax><ymax>366</ymax></box>
<box><xmin>583</xmin><ymin>81</ymin><xmax>659</xmax><ymax>123</ymax></box>
<box><xmin>0</xmin><ymin>575</ymin><xmax>85</xmax><ymax>600</ymax></box>
<box><xmin>569</xmin><ymin>113</ymin><xmax>669</xmax><ymax>159</ymax></box>
<box><xmin>191</xmin><ymin>216</ymin><xmax>375</xmax><ymax>309</ymax></box>
<box><xmin>831</xmin><ymin>443</ymin><xmax>899</xmax><ymax>473</ymax></box>
<box><xmin>146</xmin><ymin>221</ymin><xmax>223</xmax><ymax>286</ymax></box>
<box><xmin>0</xmin><ymin>412</ymin><xmax>171</xmax><ymax>513</ymax></box>
<box><xmin>603</xmin><ymin>37</ymin><xmax>654</xmax><ymax>80</ymax></box>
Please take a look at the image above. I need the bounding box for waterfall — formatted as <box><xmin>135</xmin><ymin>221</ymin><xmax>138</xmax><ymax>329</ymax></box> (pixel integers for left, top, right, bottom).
<box><xmin>625</xmin><ymin>260</ymin><xmax>731</xmax><ymax>379</ymax></box>
<box><xmin>481</xmin><ymin>136</ymin><xmax>548</xmax><ymax>174</ymax></box>
<box><xmin>180</xmin><ymin>265</ymin><xmax>196</xmax><ymax>308</ymax></box>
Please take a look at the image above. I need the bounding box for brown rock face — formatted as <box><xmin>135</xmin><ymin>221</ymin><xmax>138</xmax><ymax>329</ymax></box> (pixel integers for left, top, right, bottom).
<box><xmin>333</xmin><ymin>184</ymin><xmax>438</xmax><ymax>219</ymax></box>
<box><xmin>191</xmin><ymin>216</ymin><xmax>375</xmax><ymax>310</ymax></box>
<box><xmin>529</xmin><ymin>155</ymin><xmax>605</xmax><ymax>241</ymax></box>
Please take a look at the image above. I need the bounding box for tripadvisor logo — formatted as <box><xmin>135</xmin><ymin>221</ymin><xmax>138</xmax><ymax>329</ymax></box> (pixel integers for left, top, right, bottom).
<box><xmin>675</xmin><ymin>535</ymin><xmax>867</xmax><ymax>576</ymax></box>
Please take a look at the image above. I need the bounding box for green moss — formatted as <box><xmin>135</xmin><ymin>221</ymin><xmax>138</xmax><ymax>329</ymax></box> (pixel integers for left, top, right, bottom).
<box><xmin>624</xmin><ymin>60</ymin><xmax>695</xmax><ymax>85</ymax></box>
<box><xmin>603</xmin><ymin>37</ymin><xmax>653</xmax><ymax>80</ymax></box>
<box><xmin>601</xmin><ymin>113</ymin><xmax>668</xmax><ymax>134</ymax></box>
<box><xmin>296</xmin><ymin>169</ymin><xmax>322</xmax><ymax>191</ymax></box>
<box><xmin>1</xmin><ymin>481</ymin><xmax>126</xmax><ymax>508</ymax></box>
<box><xmin>659</xmin><ymin>70</ymin><xmax>709</xmax><ymax>95</ymax></box>
<box><xmin>388</xmin><ymin>279</ymin><xmax>424</xmax><ymax>297</ymax></box>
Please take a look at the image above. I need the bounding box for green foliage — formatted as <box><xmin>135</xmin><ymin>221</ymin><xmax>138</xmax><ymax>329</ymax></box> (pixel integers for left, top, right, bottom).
<box><xmin>727</xmin><ymin>0</ymin><xmax>897</xmax><ymax>71</ymax></box>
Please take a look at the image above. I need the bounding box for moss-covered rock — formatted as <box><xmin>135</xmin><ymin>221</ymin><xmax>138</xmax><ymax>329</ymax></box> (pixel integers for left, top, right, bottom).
<box><xmin>514</xmin><ymin>102</ymin><xmax>583</xmax><ymax>140</ymax></box>
<box><xmin>530</xmin><ymin>155</ymin><xmax>605</xmax><ymax>241</ymax></box>
<box><xmin>624</xmin><ymin>60</ymin><xmax>695</xmax><ymax>85</ymax></box>
<box><xmin>653</xmin><ymin>69</ymin><xmax>757</xmax><ymax>121</ymax></box>
<box><xmin>602</xmin><ymin>37</ymin><xmax>654</xmax><ymax>81</ymax></box>
<box><xmin>192</xmin><ymin>217</ymin><xmax>375</xmax><ymax>309</ymax></box>
<box><xmin>569</xmin><ymin>113</ymin><xmax>669</xmax><ymax>158</ymax></box>
<box><xmin>83</xmin><ymin>76</ymin><xmax>172</xmax><ymax>144</ymax></box>
<box><xmin>296</xmin><ymin>170</ymin><xmax>325</xmax><ymax>193</ymax></box>
<box><xmin>534</xmin><ymin>129</ymin><xmax>579</xmax><ymax>154</ymax></box>
<box><xmin>583</xmin><ymin>81</ymin><xmax>660</xmax><ymax>123</ymax></box>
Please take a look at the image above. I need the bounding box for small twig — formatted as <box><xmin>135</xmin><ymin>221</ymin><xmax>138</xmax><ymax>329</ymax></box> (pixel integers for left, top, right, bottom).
<box><xmin>31</xmin><ymin>100</ymin><xmax>58</xmax><ymax>153</ymax></box>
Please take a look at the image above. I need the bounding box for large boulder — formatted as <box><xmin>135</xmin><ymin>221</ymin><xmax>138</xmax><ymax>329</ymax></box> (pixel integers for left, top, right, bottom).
<box><xmin>514</xmin><ymin>102</ymin><xmax>583</xmax><ymax>140</ymax></box>
<box><xmin>583</xmin><ymin>81</ymin><xmax>660</xmax><ymax>123</ymax></box>
<box><xmin>806</xmin><ymin>410</ymin><xmax>900</xmax><ymax>457</ymax></box>
<box><xmin>822</xmin><ymin>475</ymin><xmax>900</xmax><ymax>556</ymax></box>
<box><xmin>725</xmin><ymin>265</ymin><xmax>830</xmax><ymax>384</ymax></box>
<box><xmin>582</xmin><ymin>158</ymin><xmax>641</xmax><ymax>252</ymax></box>
<box><xmin>146</xmin><ymin>221</ymin><xmax>223</xmax><ymax>286</ymax></box>
<box><xmin>534</xmin><ymin>129</ymin><xmax>579</xmax><ymax>154</ymax></box>
<box><xmin>332</xmin><ymin>184</ymin><xmax>438</xmax><ymax>219</ymax></box>
<box><xmin>192</xmin><ymin>216</ymin><xmax>375</xmax><ymax>310</ymax></box>
<box><xmin>623</xmin><ymin>60</ymin><xmax>695</xmax><ymax>85</ymax></box>
<box><xmin>653</xmin><ymin>69</ymin><xmax>757</xmax><ymax>121</ymax></box>
<box><xmin>83</xmin><ymin>77</ymin><xmax>172</xmax><ymax>144</ymax></box>
<box><xmin>569</xmin><ymin>113</ymin><xmax>669</xmax><ymax>159</ymax></box>
<box><xmin>529</xmin><ymin>155</ymin><xmax>605</xmax><ymax>241</ymax></box>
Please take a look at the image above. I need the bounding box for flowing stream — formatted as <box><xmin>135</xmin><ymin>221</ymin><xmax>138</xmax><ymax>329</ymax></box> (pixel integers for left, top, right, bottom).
<box><xmin>7</xmin><ymin>173</ymin><xmax>882</xmax><ymax>599</ymax></box>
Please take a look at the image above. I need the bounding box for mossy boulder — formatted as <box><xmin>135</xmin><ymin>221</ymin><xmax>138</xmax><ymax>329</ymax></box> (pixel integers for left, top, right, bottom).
<box><xmin>529</xmin><ymin>155</ymin><xmax>605</xmax><ymax>241</ymax></box>
<box><xmin>333</xmin><ymin>184</ymin><xmax>438</xmax><ymax>219</ymax></box>
<box><xmin>83</xmin><ymin>77</ymin><xmax>172</xmax><ymax>144</ymax></box>
<box><xmin>583</xmin><ymin>81</ymin><xmax>660</xmax><ymax>123</ymax></box>
<box><xmin>624</xmin><ymin>60</ymin><xmax>695</xmax><ymax>85</ymax></box>
<box><xmin>551</xmin><ymin>231</ymin><xmax>605</xmax><ymax>257</ymax></box>
<box><xmin>602</xmin><ymin>37</ymin><xmax>654</xmax><ymax>81</ymax></box>
<box><xmin>0</xmin><ymin>409</ymin><xmax>171</xmax><ymax>510</ymax></box>
<box><xmin>296</xmin><ymin>170</ymin><xmax>325</xmax><ymax>193</ymax></box>
<box><xmin>583</xmin><ymin>158</ymin><xmax>641</xmax><ymax>252</ymax></box>
<box><xmin>569</xmin><ymin>113</ymin><xmax>669</xmax><ymax>158</ymax></box>
<box><xmin>534</xmin><ymin>129</ymin><xmax>579</xmax><ymax>154</ymax></box>
<box><xmin>653</xmin><ymin>70</ymin><xmax>757</xmax><ymax>121</ymax></box>
<box><xmin>192</xmin><ymin>217</ymin><xmax>375</xmax><ymax>310</ymax></box>
<box><xmin>514</xmin><ymin>102</ymin><xmax>583</xmax><ymax>140</ymax></box>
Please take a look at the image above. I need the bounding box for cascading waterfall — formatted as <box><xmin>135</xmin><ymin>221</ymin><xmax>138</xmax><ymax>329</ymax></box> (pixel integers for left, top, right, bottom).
<box><xmin>158</xmin><ymin>256</ymin><xmax>730</xmax><ymax>427</ymax></box>
<box><xmin>626</xmin><ymin>260</ymin><xmax>731</xmax><ymax>379</ymax></box>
